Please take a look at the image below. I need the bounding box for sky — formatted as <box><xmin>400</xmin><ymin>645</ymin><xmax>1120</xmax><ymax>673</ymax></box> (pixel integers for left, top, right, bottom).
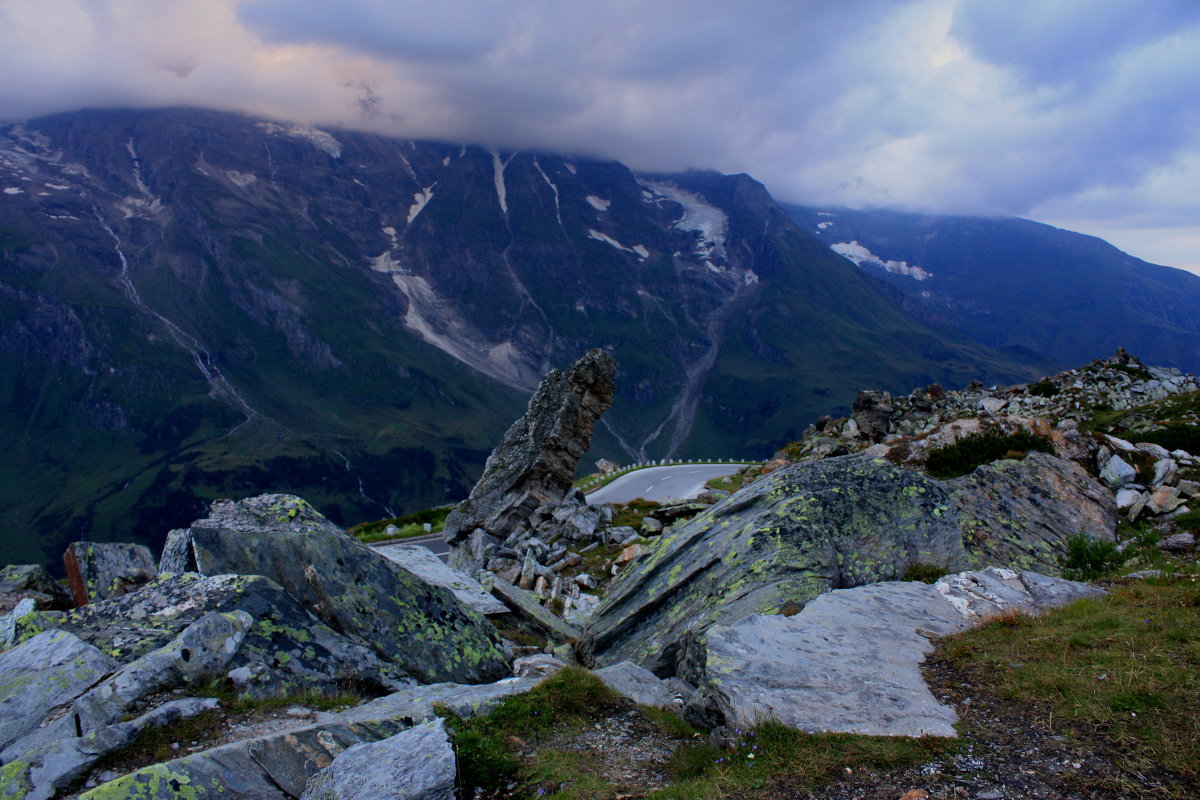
<box><xmin>2</xmin><ymin>0</ymin><xmax>1199</xmax><ymax>273</ymax></box>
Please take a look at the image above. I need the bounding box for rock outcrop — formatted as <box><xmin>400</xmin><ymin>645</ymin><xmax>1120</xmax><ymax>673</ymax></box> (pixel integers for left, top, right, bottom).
<box><xmin>160</xmin><ymin>494</ymin><xmax>510</xmax><ymax>685</ymax></box>
<box><xmin>9</xmin><ymin>573</ymin><xmax>390</xmax><ymax>697</ymax></box>
<box><xmin>580</xmin><ymin>452</ymin><xmax>1116</xmax><ymax>676</ymax></box>
<box><xmin>74</xmin><ymin>678</ymin><xmax>537</xmax><ymax>800</ymax></box>
<box><xmin>63</xmin><ymin>542</ymin><xmax>156</xmax><ymax>606</ymax></box>
<box><xmin>443</xmin><ymin>349</ymin><xmax>616</xmax><ymax>573</ymax></box>
<box><xmin>693</xmin><ymin>568</ymin><xmax>1103</xmax><ymax>735</ymax></box>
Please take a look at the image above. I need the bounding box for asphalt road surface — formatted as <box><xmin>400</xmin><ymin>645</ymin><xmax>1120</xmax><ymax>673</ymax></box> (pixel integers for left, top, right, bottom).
<box><xmin>585</xmin><ymin>463</ymin><xmax>749</xmax><ymax>505</ymax></box>
<box><xmin>369</xmin><ymin>532</ymin><xmax>449</xmax><ymax>557</ymax></box>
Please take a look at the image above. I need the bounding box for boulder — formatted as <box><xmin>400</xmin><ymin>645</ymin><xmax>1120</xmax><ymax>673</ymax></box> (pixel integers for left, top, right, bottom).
<box><xmin>1158</xmin><ymin>532</ymin><xmax>1196</xmax><ymax>553</ymax></box>
<box><xmin>0</xmin><ymin>564</ymin><xmax>71</xmax><ymax>613</ymax></box>
<box><xmin>1099</xmin><ymin>454</ymin><xmax>1137</xmax><ymax>489</ymax></box>
<box><xmin>160</xmin><ymin>494</ymin><xmax>509</xmax><ymax>685</ymax></box>
<box><xmin>300</xmin><ymin>719</ymin><xmax>455</xmax><ymax>800</ymax></box>
<box><xmin>63</xmin><ymin>542</ymin><xmax>156</xmax><ymax>606</ymax></box>
<box><xmin>0</xmin><ymin>598</ymin><xmax>36</xmax><ymax>649</ymax></box>
<box><xmin>692</xmin><ymin>569</ymin><xmax>1103</xmax><ymax>735</ymax></box>
<box><xmin>581</xmin><ymin>453</ymin><xmax>1116</xmax><ymax>676</ymax></box>
<box><xmin>10</xmin><ymin>573</ymin><xmax>390</xmax><ymax>698</ymax></box>
<box><xmin>443</xmin><ymin>350</ymin><xmax>616</xmax><ymax>571</ymax></box>
<box><xmin>1151</xmin><ymin>458</ymin><xmax>1178</xmax><ymax>488</ymax></box>
<box><xmin>371</xmin><ymin>543</ymin><xmax>508</xmax><ymax>616</ymax></box>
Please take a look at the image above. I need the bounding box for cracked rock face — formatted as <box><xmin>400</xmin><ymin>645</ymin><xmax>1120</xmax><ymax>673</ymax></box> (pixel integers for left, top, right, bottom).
<box><xmin>443</xmin><ymin>349</ymin><xmax>616</xmax><ymax>572</ymax></box>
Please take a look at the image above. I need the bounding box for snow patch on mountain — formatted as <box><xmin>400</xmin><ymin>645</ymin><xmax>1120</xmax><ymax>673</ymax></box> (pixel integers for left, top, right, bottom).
<box><xmin>817</xmin><ymin>221</ymin><xmax>833</xmax><ymax>230</ymax></box>
<box><xmin>3</xmin><ymin>187</ymin><xmax>22</xmax><ymax>195</ymax></box>
<box><xmin>407</xmin><ymin>185</ymin><xmax>436</xmax><ymax>224</ymax></box>
<box><xmin>256</xmin><ymin>122</ymin><xmax>342</xmax><ymax>158</ymax></box>
<box><xmin>588</xmin><ymin>229</ymin><xmax>648</xmax><ymax>259</ymax></box>
<box><xmin>641</xmin><ymin>181</ymin><xmax>728</xmax><ymax>266</ymax></box>
<box><xmin>225</xmin><ymin>170</ymin><xmax>257</xmax><ymax>188</ymax></box>
<box><xmin>832</xmin><ymin>241</ymin><xmax>931</xmax><ymax>281</ymax></box>
<box><xmin>586</xmin><ymin>195</ymin><xmax>610</xmax><ymax>211</ymax></box>
<box><xmin>492</xmin><ymin>150</ymin><xmax>511</xmax><ymax>215</ymax></box>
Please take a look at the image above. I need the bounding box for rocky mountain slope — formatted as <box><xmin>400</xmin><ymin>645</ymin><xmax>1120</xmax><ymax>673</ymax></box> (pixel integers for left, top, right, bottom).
<box><xmin>0</xmin><ymin>108</ymin><xmax>1037</xmax><ymax>567</ymax></box>
<box><xmin>788</xmin><ymin>205</ymin><xmax>1200</xmax><ymax>373</ymax></box>
<box><xmin>1</xmin><ymin>349</ymin><xmax>1196</xmax><ymax>798</ymax></box>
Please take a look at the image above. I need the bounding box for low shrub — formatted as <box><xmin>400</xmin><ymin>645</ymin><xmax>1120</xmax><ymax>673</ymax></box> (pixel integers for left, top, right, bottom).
<box><xmin>923</xmin><ymin>429</ymin><xmax>1055</xmax><ymax>479</ymax></box>
<box><xmin>1060</xmin><ymin>532</ymin><xmax>1126</xmax><ymax>581</ymax></box>
<box><xmin>1027</xmin><ymin>379</ymin><xmax>1060</xmax><ymax>397</ymax></box>
<box><xmin>902</xmin><ymin>562</ymin><xmax>950</xmax><ymax>584</ymax></box>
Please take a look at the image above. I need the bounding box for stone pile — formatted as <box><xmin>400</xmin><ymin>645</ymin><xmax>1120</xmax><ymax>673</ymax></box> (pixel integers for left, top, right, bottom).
<box><xmin>787</xmin><ymin>348</ymin><xmax>1199</xmax><ymax>463</ymax></box>
<box><xmin>1099</xmin><ymin>434</ymin><xmax>1198</xmax><ymax>534</ymax></box>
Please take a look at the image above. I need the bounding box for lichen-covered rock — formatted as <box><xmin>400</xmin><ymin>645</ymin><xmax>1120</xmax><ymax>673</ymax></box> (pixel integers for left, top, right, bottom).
<box><xmin>0</xmin><ymin>630</ymin><xmax>118</xmax><ymax>754</ymax></box>
<box><xmin>62</xmin><ymin>542</ymin><xmax>156</xmax><ymax>606</ymax></box>
<box><xmin>0</xmin><ymin>565</ymin><xmax>71</xmax><ymax>614</ymax></box>
<box><xmin>11</xmin><ymin>573</ymin><xmax>390</xmax><ymax>698</ymax></box>
<box><xmin>946</xmin><ymin>451</ymin><xmax>1118</xmax><ymax>572</ymax></box>
<box><xmin>160</xmin><ymin>494</ymin><xmax>509</xmax><ymax>685</ymax></box>
<box><xmin>582</xmin><ymin>452</ymin><xmax>1116</xmax><ymax>676</ymax></box>
<box><xmin>443</xmin><ymin>349</ymin><xmax>616</xmax><ymax>571</ymax></box>
<box><xmin>580</xmin><ymin>455</ymin><xmax>968</xmax><ymax>675</ymax></box>
<box><xmin>77</xmin><ymin>678</ymin><xmax>537</xmax><ymax>800</ymax></box>
<box><xmin>300</xmin><ymin>719</ymin><xmax>455</xmax><ymax>800</ymax></box>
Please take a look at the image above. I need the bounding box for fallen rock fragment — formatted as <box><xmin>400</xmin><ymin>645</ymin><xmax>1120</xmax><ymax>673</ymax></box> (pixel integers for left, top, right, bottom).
<box><xmin>63</xmin><ymin>542</ymin><xmax>156</xmax><ymax>606</ymax></box>
<box><xmin>300</xmin><ymin>719</ymin><xmax>456</xmax><ymax>800</ymax></box>
<box><xmin>491</xmin><ymin>578</ymin><xmax>581</xmax><ymax>643</ymax></box>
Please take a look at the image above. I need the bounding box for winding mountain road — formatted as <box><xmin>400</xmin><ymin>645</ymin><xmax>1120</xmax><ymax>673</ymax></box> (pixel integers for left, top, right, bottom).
<box><xmin>584</xmin><ymin>463</ymin><xmax>750</xmax><ymax>505</ymax></box>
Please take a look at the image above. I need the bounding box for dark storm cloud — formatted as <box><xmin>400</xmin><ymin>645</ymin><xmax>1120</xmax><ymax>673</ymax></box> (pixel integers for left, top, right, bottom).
<box><xmin>0</xmin><ymin>0</ymin><xmax>1197</xmax><ymax>268</ymax></box>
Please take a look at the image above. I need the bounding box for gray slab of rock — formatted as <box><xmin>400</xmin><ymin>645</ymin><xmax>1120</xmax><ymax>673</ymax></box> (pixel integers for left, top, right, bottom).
<box><xmin>699</xmin><ymin>582</ymin><xmax>971</xmax><ymax>736</ymax></box>
<box><xmin>371</xmin><ymin>543</ymin><xmax>508</xmax><ymax>615</ymax></box>
<box><xmin>695</xmin><ymin>569</ymin><xmax>1104</xmax><ymax>737</ymax></box>
<box><xmin>78</xmin><ymin>678</ymin><xmax>537</xmax><ymax>800</ymax></box>
<box><xmin>1178</xmin><ymin>479</ymin><xmax>1200</xmax><ymax>497</ymax></box>
<box><xmin>12</xmin><ymin>573</ymin><xmax>389</xmax><ymax>698</ymax></box>
<box><xmin>1103</xmin><ymin>434</ymin><xmax>1137</xmax><ymax>453</ymax></box>
<box><xmin>443</xmin><ymin>350</ymin><xmax>616</xmax><ymax>572</ymax></box>
<box><xmin>1099</xmin><ymin>454</ymin><xmax>1137</xmax><ymax>489</ymax></box>
<box><xmin>301</xmin><ymin>719</ymin><xmax>455</xmax><ymax>800</ymax></box>
<box><xmin>1136</xmin><ymin>442</ymin><xmax>1173</xmax><ymax>460</ymax></box>
<box><xmin>491</xmin><ymin>578</ymin><xmax>581</xmax><ymax>642</ymax></box>
<box><xmin>63</xmin><ymin>541</ymin><xmax>157</xmax><ymax>606</ymax></box>
<box><xmin>160</xmin><ymin>495</ymin><xmax>508</xmax><ymax>684</ymax></box>
<box><xmin>594</xmin><ymin>661</ymin><xmax>689</xmax><ymax>709</ymax></box>
<box><xmin>0</xmin><ymin>629</ymin><xmax>118</xmax><ymax>753</ymax></box>
<box><xmin>0</xmin><ymin>564</ymin><xmax>71</xmax><ymax>613</ymax></box>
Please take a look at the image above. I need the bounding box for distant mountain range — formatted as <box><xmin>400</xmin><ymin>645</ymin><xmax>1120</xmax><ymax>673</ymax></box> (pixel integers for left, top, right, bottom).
<box><xmin>2</xmin><ymin>108</ymin><xmax>1197</xmax><ymax>567</ymax></box>
<box><xmin>786</xmin><ymin>205</ymin><xmax>1200</xmax><ymax>373</ymax></box>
